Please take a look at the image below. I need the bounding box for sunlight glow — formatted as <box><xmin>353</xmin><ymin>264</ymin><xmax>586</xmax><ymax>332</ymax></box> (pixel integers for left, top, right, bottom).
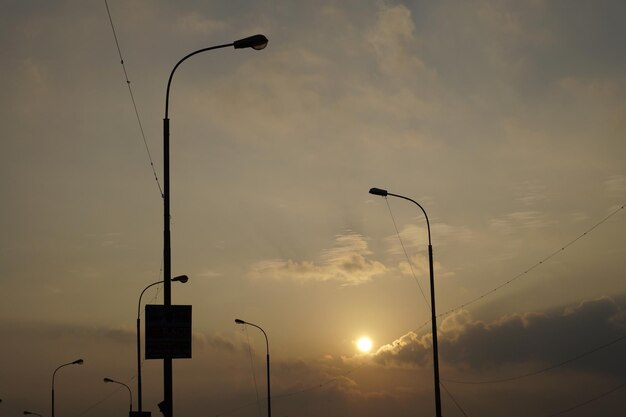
<box><xmin>357</xmin><ymin>337</ymin><xmax>373</xmax><ymax>353</ymax></box>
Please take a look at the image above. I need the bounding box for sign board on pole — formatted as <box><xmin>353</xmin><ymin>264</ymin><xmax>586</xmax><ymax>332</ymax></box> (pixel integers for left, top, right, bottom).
<box><xmin>145</xmin><ymin>304</ymin><xmax>192</xmax><ymax>359</ymax></box>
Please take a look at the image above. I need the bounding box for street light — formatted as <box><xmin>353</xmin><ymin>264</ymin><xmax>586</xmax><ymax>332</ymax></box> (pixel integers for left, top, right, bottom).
<box><xmin>24</xmin><ymin>411</ymin><xmax>44</xmax><ymax>417</ymax></box>
<box><xmin>162</xmin><ymin>34</ymin><xmax>268</xmax><ymax>417</ymax></box>
<box><xmin>235</xmin><ymin>319</ymin><xmax>271</xmax><ymax>417</ymax></box>
<box><xmin>51</xmin><ymin>359</ymin><xmax>83</xmax><ymax>417</ymax></box>
<box><xmin>369</xmin><ymin>187</ymin><xmax>442</xmax><ymax>417</ymax></box>
<box><xmin>104</xmin><ymin>377</ymin><xmax>133</xmax><ymax>412</ymax></box>
<box><xmin>137</xmin><ymin>275</ymin><xmax>188</xmax><ymax>413</ymax></box>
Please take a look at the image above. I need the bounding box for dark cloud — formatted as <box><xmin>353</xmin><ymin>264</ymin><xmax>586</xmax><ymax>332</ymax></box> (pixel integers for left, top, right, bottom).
<box><xmin>374</xmin><ymin>297</ymin><xmax>626</xmax><ymax>377</ymax></box>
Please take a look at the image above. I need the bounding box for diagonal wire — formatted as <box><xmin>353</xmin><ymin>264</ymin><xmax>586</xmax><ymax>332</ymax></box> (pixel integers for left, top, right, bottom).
<box><xmin>443</xmin><ymin>333</ymin><xmax>626</xmax><ymax>385</ymax></box>
<box><xmin>104</xmin><ymin>0</ymin><xmax>163</xmax><ymax>198</ymax></box>
<box><xmin>543</xmin><ymin>380</ymin><xmax>626</xmax><ymax>417</ymax></box>
<box><xmin>243</xmin><ymin>325</ymin><xmax>263</xmax><ymax>417</ymax></box>
<box><xmin>210</xmin><ymin>204</ymin><xmax>625</xmax><ymax>417</ymax></box>
<box><xmin>385</xmin><ymin>197</ymin><xmax>431</xmax><ymax>310</ymax></box>
<box><xmin>441</xmin><ymin>382</ymin><xmax>470</xmax><ymax>417</ymax></box>
<box><xmin>439</xmin><ymin>204</ymin><xmax>625</xmax><ymax>319</ymax></box>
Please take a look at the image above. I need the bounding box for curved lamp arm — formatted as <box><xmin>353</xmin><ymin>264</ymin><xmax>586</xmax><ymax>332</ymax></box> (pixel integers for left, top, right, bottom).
<box><xmin>165</xmin><ymin>34</ymin><xmax>268</xmax><ymax>118</ymax></box>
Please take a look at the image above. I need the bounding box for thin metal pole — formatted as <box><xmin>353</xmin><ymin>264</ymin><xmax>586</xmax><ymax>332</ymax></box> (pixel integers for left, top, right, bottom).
<box><xmin>242</xmin><ymin>321</ymin><xmax>271</xmax><ymax>417</ymax></box>
<box><xmin>266</xmin><ymin>351</ymin><xmax>271</xmax><ymax>417</ymax></box>
<box><xmin>387</xmin><ymin>192</ymin><xmax>442</xmax><ymax>417</ymax></box>
<box><xmin>137</xmin><ymin>316</ymin><xmax>142</xmax><ymax>412</ymax></box>
<box><xmin>52</xmin><ymin>360</ymin><xmax>82</xmax><ymax>417</ymax></box>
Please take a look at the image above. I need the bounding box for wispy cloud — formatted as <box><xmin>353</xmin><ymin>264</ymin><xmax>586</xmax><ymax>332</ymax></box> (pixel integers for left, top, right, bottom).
<box><xmin>247</xmin><ymin>232</ymin><xmax>386</xmax><ymax>285</ymax></box>
<box><xmin>489</xmin><ymin>210</ymin><xmax>554</xmax><ymax>234</ymax></box>
<box><xmin>605</xmin><ymin>174</ymin><xmax>626</xmax><ymax>197</ymax></box>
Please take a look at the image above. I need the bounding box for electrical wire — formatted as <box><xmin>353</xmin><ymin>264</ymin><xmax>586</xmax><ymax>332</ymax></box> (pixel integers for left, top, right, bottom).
<box><xmin>385</xmin><ymin>197</ymin><xmax>431</xmax><ymax>310</ymax></box>
<box><xmin>439</xmin><ymin>204</ymin><xmax>625</xmax><ymax>319</ymax></box>
<box><xmin>543</xmin><ymin>380</ymin><xmax>626</xmax><ymax>417</ymax></box>
<box><xmin>211</xmin><ymin>205</ymin><xmax>625</xmax><ymax>416</ymax></box>
<box><xmin>104</xmin><ymin>0</ymin><xmax>163</xmax><ymax>198</ymax></box>
<box><xmin>443</xmin><ymin>333</ymin><xmax>626</xmax><ymax>385</ymax></box>
<box><xmin>441</xmin><ymin>382</ymin><xmax>470</xmax><ymax>417</ymax></box>
<box><xmin>242</xmin><ymin>325</ymin><xmax>263</xmax><ymax>417</ymax></box>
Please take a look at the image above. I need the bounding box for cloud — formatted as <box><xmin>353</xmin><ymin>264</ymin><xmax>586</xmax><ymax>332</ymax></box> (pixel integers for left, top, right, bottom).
<box><xmin>247</xmin><ymin>232</ymin><xmax>386</xmax><ymax>285</ymax></box>
<box><xmin>605</xmin><ymin>174</ymin><xmax>626</xmax><ymax>197</ymax></box>
<box><xmin>367</xmin><ymin>4</ymin><xmax>433</xmax><ymax>81</ymax></box>
<box><xmin>489</xmin><ymin>210</ymin><xmax>554</xmax><ymax>234</ymax></box>
<box><xmin>384</xmin><ymin>223</ymin><xmax>464</xmax><ymax>279</ymax></box>
<box><xmin>175</xmin><ymin>11</ymin><xmax>227</xmax><ymax>35</ymax></box>
<box><xmin>373</xmin><ymin>297</ymin><xmax>626</xmax><ymax>376</ymax></box>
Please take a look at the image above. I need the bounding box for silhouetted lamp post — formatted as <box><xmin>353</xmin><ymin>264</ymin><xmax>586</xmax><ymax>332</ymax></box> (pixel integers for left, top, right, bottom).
<box><xmin>51</xmin><ymin>359</ymin><xmax>83</xmax><ymax>417</ymax></box>
<box><xmin>369</xmin><ymin>187</ymin><xmax>442</xmax><ymax>417</ymax></box>
<box><xmin>24</xmin><ymin>411</ymin><xmax>43</xmax><ymax>417</ymax></box>
<box><xmin>136</xmin><ymin>275</ymin><xmax>188</xmax><ymax>413</ymax></box>
<box><xmin>104</xmin><ymin>377</ymin><xmax>133</xmax><ymax>412</ymax></box>
<box><xmin>235</xmin><ymin>319</ymin><xmax>271</xmax><ymax>417</ymax></box>
<box><xmin>162</xmin><ymin>34</ymin><xmax>268</xmax><ymax>417</ymax></box>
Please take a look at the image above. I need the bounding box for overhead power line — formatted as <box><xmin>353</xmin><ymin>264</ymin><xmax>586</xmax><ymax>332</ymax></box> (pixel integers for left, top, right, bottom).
<box><xmin>385</xmin><ymin>197</ymin><xmax>431</xmax><ymax>311</ymax></box>
<box><xmin>440</xmin><ymin>204</ymin><xmax>625</xmax><ymax>319</ymax></box>
<box><xmin>104</xmin><ymin>0</ymin><xmax>163</xmax><ymax>198</ymax></box>
<box><xmin>443</xmin><ymin>333</ymin><xmax>626</xmax><ymax>385</ymax></box>
<box><xmin>543</xmin><ymin>380</ymin><xmax>626</xmax><ymax>417</ymax></box>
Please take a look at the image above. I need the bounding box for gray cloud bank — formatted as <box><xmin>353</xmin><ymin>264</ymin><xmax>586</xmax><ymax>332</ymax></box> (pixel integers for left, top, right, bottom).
<box><xmin>375</xmin><ymin>297</ymin><xmax>626</xmax><ymax>376</ymax></box>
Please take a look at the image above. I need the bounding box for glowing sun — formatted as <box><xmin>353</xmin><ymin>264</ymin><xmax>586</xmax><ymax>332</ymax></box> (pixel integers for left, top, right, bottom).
<box><xmin>356</xmin><ymin>337</ymin><xmax>373</xmax><ymax>353</ymax></box>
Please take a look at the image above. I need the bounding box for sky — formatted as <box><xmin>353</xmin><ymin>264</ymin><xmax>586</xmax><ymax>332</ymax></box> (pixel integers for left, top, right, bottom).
<box><xmin>1</xmin><ymin>0</ymin><xmax>625</xmax><ymax>416</ymax></box>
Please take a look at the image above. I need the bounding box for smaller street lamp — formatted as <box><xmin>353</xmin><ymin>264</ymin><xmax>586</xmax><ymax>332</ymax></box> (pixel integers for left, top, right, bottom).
<box><xmin>235</xmin><ymin>319</ymin><xmax>271</xmax><ymax>417</ymax></box>
<box><xmin>24</xmin><ymin>411</ymin><xmax>43</xmax><ymax>417</ymax></box>
<box><xmin>52</xmin><ymin>359</ymin><xmax>83</xmax><ymax>417</ymax></box>
<box><xmin>136</xmin><ymin>275</ymin><xmax>188</xmax><ymax>412</ymax></box>
<box><xmin>104</xmin><ymin>377</ymin><xmax>133</xmax><ymax>412</ymax></box>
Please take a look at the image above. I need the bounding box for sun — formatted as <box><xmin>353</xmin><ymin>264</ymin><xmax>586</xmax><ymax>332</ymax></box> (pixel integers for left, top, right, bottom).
<box><xmin>356</xmin><ymin>337</ymin><xmax>373</xmax><ymax>353</ymax></box>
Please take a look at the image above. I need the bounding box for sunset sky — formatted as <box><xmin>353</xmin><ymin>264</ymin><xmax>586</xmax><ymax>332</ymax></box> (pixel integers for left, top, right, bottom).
<box><xmin>1</xmin><ymin>1</ymin><xmax>625</xmax><ymax>416</ymax></box>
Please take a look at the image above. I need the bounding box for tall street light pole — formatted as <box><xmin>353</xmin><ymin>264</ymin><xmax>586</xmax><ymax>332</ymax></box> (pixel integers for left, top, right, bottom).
<box><xmin>51</xmin><ymin>359</ymin><xmax>83</xmax><ymax>417</ymax></box>
<box><xmin>136</xmin><ymin>275</ymin><xmax>188</xmax><ymax>413</ymax></box>
<box><xmin>162</xmin><ymin>34</ymin><xmax>268</xmax><ymax>417</ymax></box>
<box><xmin>235</xmin><ymin>319</ymin><xmax>271</xmax><ymax>417</ymax></box>
<box><xmin>104</xmin><ymin>377</ymin><xmax>133</xmax><ymax>412</ymax></box>
<box><xmin>369</xmin><ymin>187</ymin><xmax>442</xmax><ymax>417</ymax></box>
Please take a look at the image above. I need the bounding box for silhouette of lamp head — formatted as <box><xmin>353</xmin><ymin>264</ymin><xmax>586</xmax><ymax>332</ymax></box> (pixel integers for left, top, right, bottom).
<box><xmin>233</xmin><ymin>34</ymin><xmax>268</xmax><ymax>50</ymax></box>
<box><xmin>369</xmin><ymin>187</ymin><xmax>388</xmax><ymax>197</ymax></box>
<box><xmin>171</xmin><ymin>275</ymin><xmax>189</xmax><ymax>283</ymax></box>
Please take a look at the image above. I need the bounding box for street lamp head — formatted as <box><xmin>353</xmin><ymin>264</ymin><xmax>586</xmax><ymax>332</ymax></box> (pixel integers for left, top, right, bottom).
<box><xmin>72</xmin><ymin>359</ymin><xmax>84</xmax><ymax>365</ymax></box>
<box><xmin>234</xmin><ymin>318</ymin><xmax>246</xmax><ymax>325</ymax></box>
<box><xmin>233</xmin><ymin>34</ymin><xmax>268</xmax><ymax>50</ymax></box>
<box><xmin>369</xmin><ymin>187</ymin><xmax>388</xmax><ymax>197</ymax></box>
<box><xmin>172</xmin><ymin>275</ymin><xmax>189</xmax><ymax>283</ymax></box>
<box><xmin>103</xmin><ymin>377</ymin><xmax>114</xmax><ymax>383</ymax></box>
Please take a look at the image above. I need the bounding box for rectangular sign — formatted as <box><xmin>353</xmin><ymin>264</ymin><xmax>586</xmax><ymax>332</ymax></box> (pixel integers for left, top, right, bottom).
<box><xmin>145</xmin><ymin>304</ymin><xmax>192</xmax><ymax>359</ymax></box>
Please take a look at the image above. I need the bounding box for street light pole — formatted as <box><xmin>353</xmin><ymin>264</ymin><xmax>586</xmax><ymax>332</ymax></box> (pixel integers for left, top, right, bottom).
<box><xmin>51</xmin><ymin>359</ymin><xmax>83</xmax><ymax>417</ymax></box>
<box><xmin>369</xmin><ymin>187</ymin><xmax>442</xmax><ymax>417</ymax></box>
<box><xmin>104</xmin><ymin>377</ymin><xmax>133</xmax><ymax>412</ymax></box>
<box><xmin>136</xmin><ymin>275</ymin><xmax>188</xmax><ymax>413</ymax></box>
<box><xmin>235</xmin><ymin>319</ymin><xmax>271</xmax><ymax>417</ymax></box>
<box><xmin>162</xmin><ymin>34</ymin><xmax>268</xmax><ymax>417</ymax></box>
